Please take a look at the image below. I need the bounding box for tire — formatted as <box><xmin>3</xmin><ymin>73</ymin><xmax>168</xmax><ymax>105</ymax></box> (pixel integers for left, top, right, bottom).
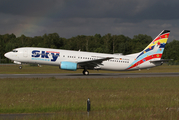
<box><xmin>83</xmin><ymin>70</ymin><xmax>89</xmax><ymax>75</ymax></box>
<box><xmin>19</xmin><ymin>66</ymin><xmax>22</xmax><ymax>69</ymax></box>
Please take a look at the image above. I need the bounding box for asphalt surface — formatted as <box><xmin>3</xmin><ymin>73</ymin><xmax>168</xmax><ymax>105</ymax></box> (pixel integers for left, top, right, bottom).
<box><xmin>0</xmin><ymin>72</ymin><xmax>179</xmax><ymax>79</ymax></box>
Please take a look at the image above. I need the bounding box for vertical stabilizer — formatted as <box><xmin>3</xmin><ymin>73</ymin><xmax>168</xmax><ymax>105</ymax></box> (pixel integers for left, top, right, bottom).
<box><xmin>127</xmin><ymin>30</ymin><xmax>170</xmax><ymax>70</ymax></box>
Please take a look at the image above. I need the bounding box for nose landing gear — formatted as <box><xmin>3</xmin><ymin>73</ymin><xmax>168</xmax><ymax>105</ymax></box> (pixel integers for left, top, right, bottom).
<box><xmin>19</xmin><ymin>66</ymin><xmax>22</xmax><ymax>69</ymax></box>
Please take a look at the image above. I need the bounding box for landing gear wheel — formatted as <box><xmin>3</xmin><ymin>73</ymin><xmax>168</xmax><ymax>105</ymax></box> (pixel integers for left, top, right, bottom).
<box><xmin>19</xmin><ymin>66</ymin><xmax>22</xmax><ymax>70</ymax></box>
<box><xmin>85</xmin><ymin>71</ymin><xmax>89</xmax><ymax>75</ymax></box>
<box><xmin>83</xmin><ymin>70</ymin><xmax>89</xmax><ymax>75</ymax></box>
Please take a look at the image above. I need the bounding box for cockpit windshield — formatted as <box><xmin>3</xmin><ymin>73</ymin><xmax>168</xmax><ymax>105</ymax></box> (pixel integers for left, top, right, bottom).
<box><xmin>12</xmin><ymin>49</ymin><xmax>18</xmax><ymax>52</ymax></box>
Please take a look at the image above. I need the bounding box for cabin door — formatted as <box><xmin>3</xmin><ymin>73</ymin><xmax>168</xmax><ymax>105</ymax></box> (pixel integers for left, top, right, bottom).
<box><xmin>23</xmin><ymin>49</ymin><xmax>28</xmax><ymax>57</ymax></box>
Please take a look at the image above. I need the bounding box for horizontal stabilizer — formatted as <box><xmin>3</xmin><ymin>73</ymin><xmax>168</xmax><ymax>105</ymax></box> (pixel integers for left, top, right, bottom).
<box><xmin>150</xmin><ymin>59</ymin><xmax>173</xmax><ymax>63</ymax></box>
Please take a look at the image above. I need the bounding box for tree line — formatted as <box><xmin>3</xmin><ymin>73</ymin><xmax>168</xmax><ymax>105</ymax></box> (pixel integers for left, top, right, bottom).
<box><xmin>0</xmin><ymin>33</ymin><xmax>179</xmax><ymax>64</ymax></box>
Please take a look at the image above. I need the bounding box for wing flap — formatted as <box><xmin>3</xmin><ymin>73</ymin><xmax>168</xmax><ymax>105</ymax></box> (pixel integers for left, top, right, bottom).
<box><xmin>78</xmin><ymin>57</ymin><xmax>113</xmax><ymax>68</ymax></box>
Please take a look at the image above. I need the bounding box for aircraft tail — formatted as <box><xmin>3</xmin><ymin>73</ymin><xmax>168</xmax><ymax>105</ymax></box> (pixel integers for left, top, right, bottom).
<box><xmin>137</xmin><ymin>30</ymin><xmax>170</xmax><ymax>60</ymax></box>
<box><xmin>127</xmin><ymin>30</ymin><xmax>170</xmax><ymax>70</ymax></box>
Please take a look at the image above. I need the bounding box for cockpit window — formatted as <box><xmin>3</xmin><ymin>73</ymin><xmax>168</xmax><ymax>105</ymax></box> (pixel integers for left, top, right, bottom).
<box><xmin>13</xmin><ymin>49</ymin><xmax>18</xmax><ymax>52</ymax></box>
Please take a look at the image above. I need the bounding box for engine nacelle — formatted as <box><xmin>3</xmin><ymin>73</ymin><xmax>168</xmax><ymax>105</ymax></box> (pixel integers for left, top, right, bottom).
<box><xmin>60</xmin><ymin>61</ymin><xmax>77</xmax><ymax>71</ymax></box>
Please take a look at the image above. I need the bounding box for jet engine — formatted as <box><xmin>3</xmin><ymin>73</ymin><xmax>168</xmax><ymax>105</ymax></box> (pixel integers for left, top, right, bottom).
<box><xmin>59</xmin><ymin>61</ymin><xmax>77</xmax><ymax>71</ymax></box>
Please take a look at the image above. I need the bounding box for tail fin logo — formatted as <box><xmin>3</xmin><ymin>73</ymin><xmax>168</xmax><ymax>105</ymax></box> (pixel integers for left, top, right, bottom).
<box><xmin>127</xmin><ymin>30</ymin><xmax>170</xmax><ymax>70</ymax></box>
<box><xmin>137</xmin><ymin>30</ymin><xmax>170</xmax><ymax>59</ymax></box>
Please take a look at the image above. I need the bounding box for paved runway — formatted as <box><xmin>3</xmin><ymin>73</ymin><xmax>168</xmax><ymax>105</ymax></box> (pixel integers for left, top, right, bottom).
<box><xmin>0</xmin><ymin>72</ymin><xmax>179</xmax><ymax>78</ymax></box>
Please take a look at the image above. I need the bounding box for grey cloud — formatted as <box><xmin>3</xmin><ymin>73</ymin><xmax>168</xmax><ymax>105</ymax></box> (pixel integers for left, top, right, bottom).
<box><xmin>53</xmin><ymin>0</ymin><xmax>179</xmax><ymax>21</ymax></box>
<box><xmin>0</xmin><ymin>0</ymin><xmax>60</xmax><ymax>16</ymax></box>
<box><xmin>136</xmin><ymin>1</ymin><xmax>179</xmax><ymax>20</ymax></box>
<box><xmin>1</xmin><ymin>0</ymin><xmax>179</xmax><ymax>20</ymax></box>
<box><xmin>0</xmin><ymin>0</ymin><xmax>178</xmax><ymax>41</ymax></box>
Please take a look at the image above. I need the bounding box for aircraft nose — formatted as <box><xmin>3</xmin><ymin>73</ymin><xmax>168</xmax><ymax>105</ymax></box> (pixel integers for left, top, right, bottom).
<box><xmin>4</xmin><ymin>52</ymin><xmax>11</xmax><ymax>59</ymax></box>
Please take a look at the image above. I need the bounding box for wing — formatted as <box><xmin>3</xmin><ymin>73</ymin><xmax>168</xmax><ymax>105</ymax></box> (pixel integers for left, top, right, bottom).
<box><xmin>77</xmin><ymin>57</ymin><xmax>113</xmax><ymax>69</ymax></box>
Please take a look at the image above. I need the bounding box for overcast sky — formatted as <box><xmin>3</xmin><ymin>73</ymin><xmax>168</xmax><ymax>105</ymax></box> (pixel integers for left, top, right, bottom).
<box><xmin>0</xmin><ymin>0</ymin><xmax>179</xmax><ymax>42</ymax></box>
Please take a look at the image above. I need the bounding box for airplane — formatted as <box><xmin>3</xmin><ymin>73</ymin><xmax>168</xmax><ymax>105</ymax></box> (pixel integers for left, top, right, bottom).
<box><xmin>4</xmin><ymin>30</ymin><xmax>170</xmax><ymax>75</ymax></box>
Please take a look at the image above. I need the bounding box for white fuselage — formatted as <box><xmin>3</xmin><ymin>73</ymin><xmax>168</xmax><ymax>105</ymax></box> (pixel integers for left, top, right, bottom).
<box><xmin>5</xmin><ymin>47</ymin><xmax>157</xmax><ymax>71</ymax></box>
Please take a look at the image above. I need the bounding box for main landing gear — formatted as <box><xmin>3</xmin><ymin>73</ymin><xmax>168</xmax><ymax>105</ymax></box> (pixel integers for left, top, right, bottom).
<box><xmin>83</xmin><ymin>69</ymin><xmax>89</xmax><ymax>75</ymax></box>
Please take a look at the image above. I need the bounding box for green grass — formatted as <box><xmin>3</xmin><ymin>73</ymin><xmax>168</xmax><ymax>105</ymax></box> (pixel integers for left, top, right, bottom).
<box><xmin>0</xmin><ymin>64</ymin><xmax>179</xmax><ymax>119</ymax></box>
<box><xmin>1</xmin><ymin>77</ymin><xmax>179</xmax><ymax>119</ymax></box>
<box><xmin>0</xmin><ymin>64</ymin><xmax>179</xmax><ymax>74</ymax></box>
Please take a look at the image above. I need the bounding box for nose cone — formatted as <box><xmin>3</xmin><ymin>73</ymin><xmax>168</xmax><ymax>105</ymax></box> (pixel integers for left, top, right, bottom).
<box><xmin>4</xmin><ymin>52</ymin><xmax>11</xmax><ymax>59</ymax></box>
